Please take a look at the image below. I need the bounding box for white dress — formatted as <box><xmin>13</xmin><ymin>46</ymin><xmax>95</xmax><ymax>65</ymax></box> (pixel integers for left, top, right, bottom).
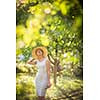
<box><xmin>35</xmin><ymin>57</ymin><xmax>48</xmax><ymax>96</ymax></box>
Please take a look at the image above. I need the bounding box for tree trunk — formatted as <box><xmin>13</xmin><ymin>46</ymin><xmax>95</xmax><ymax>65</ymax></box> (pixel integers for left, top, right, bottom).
<box><xmin>54</xmin><ymin>59</ymin><xmax>57</xmax><ymax>85</ymax></box>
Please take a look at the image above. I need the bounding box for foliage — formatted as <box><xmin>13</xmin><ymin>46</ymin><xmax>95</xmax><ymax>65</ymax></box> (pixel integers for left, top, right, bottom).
<box><xmin>16</xmin><ymin>73</ymin><xmax>83</xmax><ymax>100</ymax></box>
<box><xmin>16</xmin><ymin>0</ymin><xmax>83</xmax><ymax>99</ymax></box>
<box><xmin>16</xmin><ymin>0</ymin><xmax>83</xmax><ymax>75</ymax></box>
<box><xmin>16</xmin><ymin>74</ymin><xmax>37</xmax><ymax>100</ymax></box>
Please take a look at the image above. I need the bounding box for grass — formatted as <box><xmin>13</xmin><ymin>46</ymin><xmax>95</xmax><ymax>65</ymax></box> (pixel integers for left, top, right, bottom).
<box><xmin>16</xmin><ymin>73</ymin><xmax>83</xmax><ymax>100</ymax></box>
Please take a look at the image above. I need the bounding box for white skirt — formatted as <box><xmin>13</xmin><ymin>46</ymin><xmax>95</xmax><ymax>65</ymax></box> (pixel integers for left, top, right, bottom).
<box><xmin>35</xmin><ymin>73</ymin><xmax>48</xmax><ymax>96</ymax></box>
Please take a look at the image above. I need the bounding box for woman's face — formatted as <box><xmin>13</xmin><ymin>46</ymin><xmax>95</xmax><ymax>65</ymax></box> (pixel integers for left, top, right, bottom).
<box><xmin>36</xmin><ymin>49</ymin><xmax>43</xmax><ymax>56</ymax></box>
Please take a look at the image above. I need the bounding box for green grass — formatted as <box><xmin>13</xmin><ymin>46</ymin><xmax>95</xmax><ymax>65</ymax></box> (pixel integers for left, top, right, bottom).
<box><xmin>16</xmin><ymin>73</ymin><xmax>83</xmax><ymax>100</ymax></box>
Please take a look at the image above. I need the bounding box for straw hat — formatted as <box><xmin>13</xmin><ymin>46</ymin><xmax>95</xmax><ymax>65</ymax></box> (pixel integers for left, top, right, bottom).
<box><xmin>32</xmin><ymin>46</ymin><xmax>48</xmax><ymax>59</ymax></box>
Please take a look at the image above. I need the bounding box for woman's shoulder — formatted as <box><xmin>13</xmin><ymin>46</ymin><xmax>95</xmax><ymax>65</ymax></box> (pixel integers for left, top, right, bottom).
<box><xmin>45</xmin><ymin>57</ymin><xmax>50</xmax><ymax>63</ymax></box>
<box><xmin>45</xmin><ymin>57</ymin><xmax>48</xmax><ymax>61</ymax></box>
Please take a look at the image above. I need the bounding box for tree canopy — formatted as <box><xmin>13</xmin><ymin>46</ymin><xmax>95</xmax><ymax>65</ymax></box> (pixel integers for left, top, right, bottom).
<box><xmin>16</xmin><ymin>0</ymin><xmax>82</xmax><ymax>65</ymax></box>
<box><xmin>16</xmin><ymin>0</ymin><xmax>83</xmax><ymax>100</ymax></box>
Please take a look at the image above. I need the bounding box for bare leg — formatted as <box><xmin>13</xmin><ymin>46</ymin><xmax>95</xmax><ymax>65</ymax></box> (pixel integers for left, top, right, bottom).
<box><xmin>38</xmin><ymin>96</ymin><xmax>42</xmax><ymax>100</ymax></box>
<box><xmin>41</xmin><ymin>96</ymin><xmax>45</xmax><ymax>100</ymax></box>
<box><xmin>38</xmin><ymin>96</ymin><xmax>45</xmax><ymax>100</ymax></box>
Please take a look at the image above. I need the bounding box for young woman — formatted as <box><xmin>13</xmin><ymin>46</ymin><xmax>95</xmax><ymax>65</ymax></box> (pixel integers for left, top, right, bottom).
<box><xmin>27</xmin><ymin>46</ymin><xmax>51</xmax><ymax>100</ymax></box>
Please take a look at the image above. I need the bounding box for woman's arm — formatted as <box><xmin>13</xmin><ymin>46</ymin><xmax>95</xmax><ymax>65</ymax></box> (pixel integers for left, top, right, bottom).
<box><xmin>27</xmin><ymin>59</ymin><xmax>37</xmax><ymax>65</ymax></box>
<box><xmin>46</xmin><ymin>60</ymin><xmax>51</xmax><ymax>85</ymax></box>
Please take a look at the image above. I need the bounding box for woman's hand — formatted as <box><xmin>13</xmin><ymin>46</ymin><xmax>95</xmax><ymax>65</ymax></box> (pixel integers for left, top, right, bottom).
<box><xmin>47</xmin><ymin>81</ymin><xmax>52</xmax><ymax>88</ymax></box>
<box><xmin>27</xmin><ymin>59</ymin><xmax>36</xmax><ymax>65</ymax></box>
<box><xmin>27</xmin><ymin>61</ymin><xmax>33</xmax><ymax>64</ymax></box>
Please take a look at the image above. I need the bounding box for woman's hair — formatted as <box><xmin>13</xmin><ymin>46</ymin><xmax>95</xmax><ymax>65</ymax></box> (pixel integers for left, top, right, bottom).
<box><xmin>35</xmin><ymin>48</ymin><xmax>44</xmax><ymax>55</ymax></box>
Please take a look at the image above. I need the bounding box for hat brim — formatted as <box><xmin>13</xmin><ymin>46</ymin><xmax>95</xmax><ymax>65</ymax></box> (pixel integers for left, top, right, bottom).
<box><xmin>32</xmin><ymin>46</ymin><xmax>48</xmax><ymax>59</ymax></box>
